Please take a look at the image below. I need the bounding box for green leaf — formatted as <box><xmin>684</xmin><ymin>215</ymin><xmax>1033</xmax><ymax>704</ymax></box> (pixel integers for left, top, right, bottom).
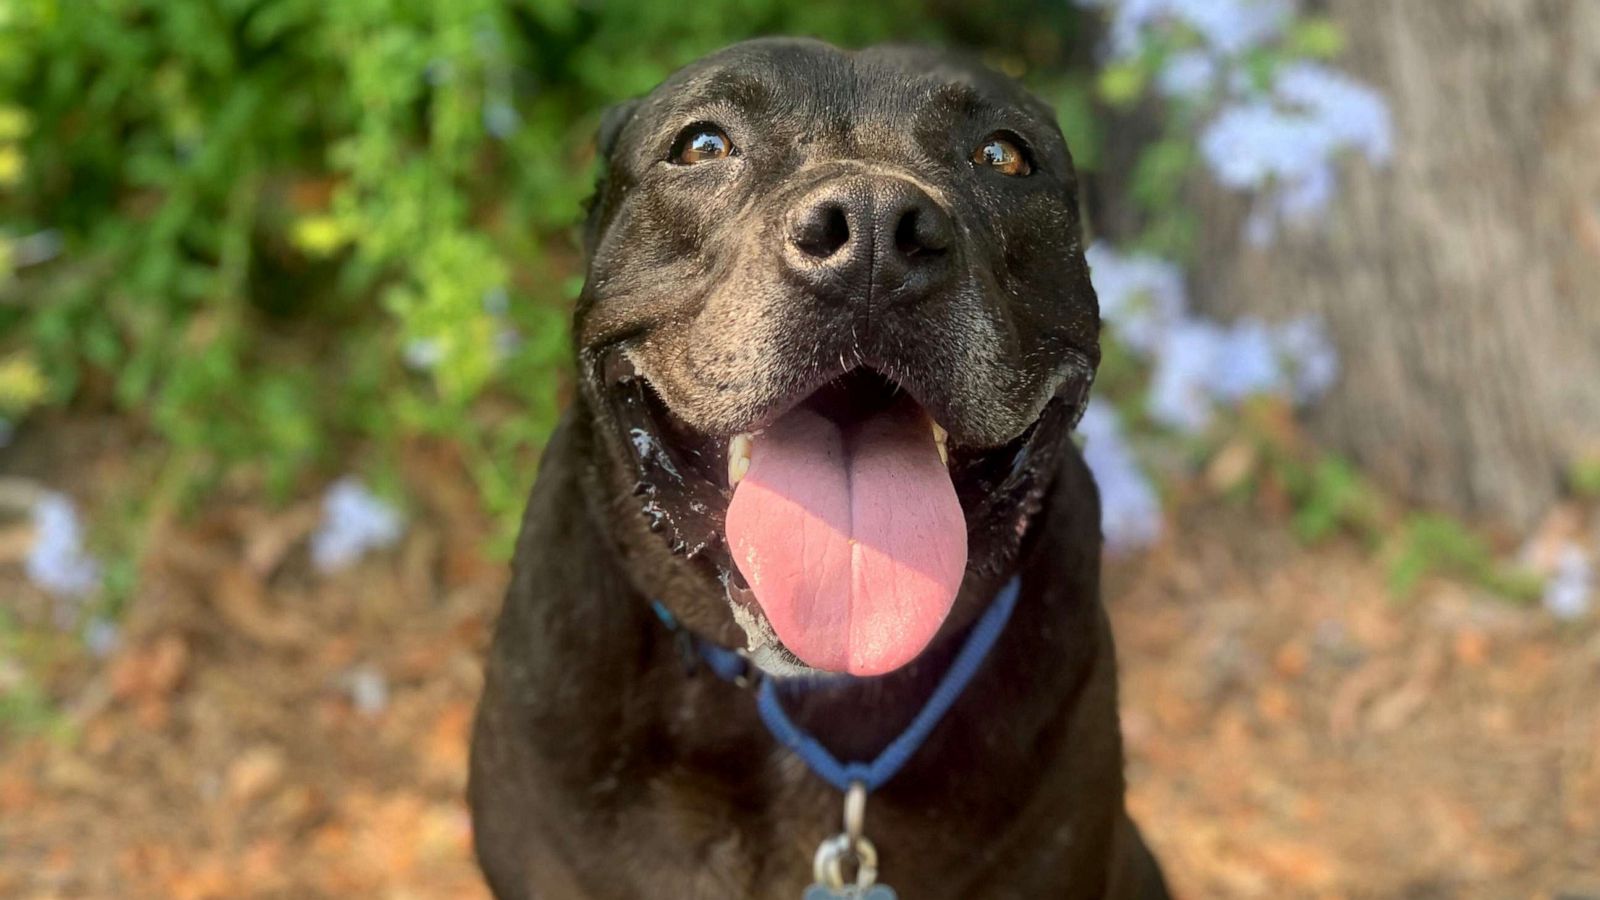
<box><xmin>1130</xmin><ymin>135</ymin><xmax>1194</xmax><ymax>214</ymax></box>
<box><xmin>1569</xmin><ymin>455</ymin><xmax>1600</xmax><ymax>500</ymax></box>
<box><xmin>1049</xmin><ymin>80</ymin><xmax>1104</xmax><ymax>171</ymax></box>
<box><xmin>1286</xmin><ymin>17</ymin><xmax>1346</xmax><ymax>60</ymax></box>
<box><xmin>1097</xmin><ymin>61</ymin><xmax>1148</xmax><ymax>108</ymax></box>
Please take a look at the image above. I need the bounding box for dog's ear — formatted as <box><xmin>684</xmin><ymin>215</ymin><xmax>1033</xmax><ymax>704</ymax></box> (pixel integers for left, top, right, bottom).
<box><xmin>595</xmin><ymin>98</ymin><xmax>641</xmax><ymax>163</ymax></box>
<box><xmin>583</xmin><ymin>98</ymin><xmax>642</xmax><ymax>258</ymax></box>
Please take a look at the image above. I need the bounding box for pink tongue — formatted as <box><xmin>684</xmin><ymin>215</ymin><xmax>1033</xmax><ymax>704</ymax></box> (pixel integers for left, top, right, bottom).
<box><xmin>725</xmin><ymin>402</ymin><xmax>967</xmax><ymax>676</ymax></box>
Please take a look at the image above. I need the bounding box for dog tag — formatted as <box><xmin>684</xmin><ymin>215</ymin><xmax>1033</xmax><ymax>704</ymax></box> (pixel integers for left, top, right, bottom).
<box><xmin>805</xmin><ymin>783</ymin><xmax>896</xmax><ymax>899</ymax></box>
<box><xmin>808</xmin><ymin>828</ymin><xmax>895</xmax><ymax>900</ymax></box>
<box><xmin>802</xmin><ymin>884</ymin><xmax>897</xmax><ymax>899</ymax></box>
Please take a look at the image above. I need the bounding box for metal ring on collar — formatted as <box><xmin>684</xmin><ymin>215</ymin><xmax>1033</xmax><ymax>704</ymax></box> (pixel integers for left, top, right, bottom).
<box><xmin>813</xmin><ymin>833</ymin><xmax>880</xmax><ymax>890</ymax></box>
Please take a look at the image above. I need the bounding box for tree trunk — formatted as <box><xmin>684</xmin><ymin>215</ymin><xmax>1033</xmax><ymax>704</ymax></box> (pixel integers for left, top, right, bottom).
<box><xmin>1189</xmin><ymin>0</ymin><xmax>1600</xmax><ymax>529</ymax></box>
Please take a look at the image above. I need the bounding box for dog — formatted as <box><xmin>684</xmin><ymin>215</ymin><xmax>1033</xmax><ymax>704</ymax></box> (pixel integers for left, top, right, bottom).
<box><xmin>470</xmin><ymin>37</ymin><xmax>1171</xmax><ymax>899</ymax></box>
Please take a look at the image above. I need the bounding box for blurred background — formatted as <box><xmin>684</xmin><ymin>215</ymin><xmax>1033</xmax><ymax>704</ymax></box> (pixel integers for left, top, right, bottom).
<box><xmin>1</xmin><ymin>1</ymin><xmax>1597</xmax><ymax>896</ymax></box>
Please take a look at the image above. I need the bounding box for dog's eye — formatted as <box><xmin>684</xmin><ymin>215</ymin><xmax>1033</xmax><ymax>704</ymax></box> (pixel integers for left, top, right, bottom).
<box><xmin>670</xmin><ymin>125</ymin><xmax>734</xmax><ymax>164</ymax></box>
<box><xmin>971</xmin><ymin>134</ymin><xmax>1032</xmax><ymax>177</ymax></box>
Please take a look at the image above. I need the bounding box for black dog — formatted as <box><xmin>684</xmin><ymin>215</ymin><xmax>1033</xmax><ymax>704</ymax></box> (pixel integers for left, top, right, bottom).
<box><xmin>471</xmin><ymin>38</ymin><xmax>1170</xmax><ymax>899</ymax></box>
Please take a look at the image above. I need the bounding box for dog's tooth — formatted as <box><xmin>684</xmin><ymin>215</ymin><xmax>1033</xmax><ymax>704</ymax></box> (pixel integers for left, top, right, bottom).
<box><xmin>728</xmin><ymin>433</ymin><xmax>753</xmax><ymax>486</ymax></box>
<box><xmin>931</xmin><ymin>421</ymin><xmax>949</xmax><ymax>466</ymax></box>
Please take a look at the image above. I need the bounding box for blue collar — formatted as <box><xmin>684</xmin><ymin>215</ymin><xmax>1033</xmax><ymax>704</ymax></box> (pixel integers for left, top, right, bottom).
<box><xmin>651</xmin><ymin>576</ymin><xmax>1022</xmax><ymax>794</ymax></box>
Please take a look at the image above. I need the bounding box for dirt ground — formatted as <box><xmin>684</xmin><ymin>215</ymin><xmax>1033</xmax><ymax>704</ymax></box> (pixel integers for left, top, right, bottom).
<box><xmin>1</xmin><ymin>425</ymin><xmax>1597</xmax><ymax>899</ymax></box>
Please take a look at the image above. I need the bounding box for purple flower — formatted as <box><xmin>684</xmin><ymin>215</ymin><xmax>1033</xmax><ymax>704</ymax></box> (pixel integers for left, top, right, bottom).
<box><xmin>483</xmin><ymin>101</ymin><xmax>519</xmax><ymax>139</ymax></box>
<box><xmin>84</xmin><ymin>617</ymin><xmax>121</xmax><ymax>658</ymax></box>
<box><xmin>1143</xmin><ymin>309</ymin><xmax>1343</xmax><ymax>430</ymax></box>
<box><xmin>25</xmin><ymin>492</ymin><xmax>101</xmax><ymax>600</ymax></box>
<box><xmin>310</xmin><ymin>478</ymin><xmax>405</xmax><ymax>572</ymax></box>
<box><xmin>1079</xmin><ymin>0</ymin><xmax>1292</xmax><ymax>59</ymax></box>
<box><xmin>1078</xmin><ymin>404</ymin><xmax>1164</xmax><ymax>552</ymax></box>
<box><xmin>1085</xmin><ymin>243</ymin><xmax>1189</xmax><ymax>354</ymax></box>
<box><xmin>1273</xmin><ymin>315</ymin><xmax>1341</xmax><ymax>402</ymax></box>
<box><xmin>402</xmin><ymin>338</ymin><xmax>444</xmax><ymax>371</ymax></box>
<box><xmin>1275</xmin><ymin>161</ymin><xmax>1336</xmax><ymax>221</ymax></box>
<box><xmin>1088</xmin><ymin>241</ymin><xmax>1341</xmax><ymax>430</ymax></box>
<box><xmin>1078</xmin><ymin>2</ymin><xmax>1395</xmax><ymax>246</ymax></box>
<box><xmin>343</xmin><ymin>663</ymin><xmax>391</xmax><ymax>716</ymax></box>
<box><xmin>1207</xmin><ymin>316</ymin><xmax>1288</xmax><ymax>402</ymax></box>
<box><xmin>1147</xmin><ymin>320</ymin><xmax>1224</xmax><ymax>433</ymax></box>
<box><xmin>1170</xmin><ymin>0</ymin><xmax>1292</xmax><ymax>55</ymax></box>
<box><xmin>1200</xmin><ymin>62</ymin><xmax>1393</xmax><ymax>241</ymax></box>
<box><xmin>1543</xmin><ymin>543</ymin><xmax>1593</xmax><ymax>621</ymax></box>
<box><xmin>1200</xmin><ymin>101</ymin><xmax>1323</xmax><ymax>191</ymax></box>
<box><xmin>1275</xmin><ymin>62</ymin><xmax>1393</xmax><ymax>164</ymax></box>
<box><xmin>1158</xmin><ymin>50</ymin><xmax>1219</xmax><ymax>100</ymax></box>
<box><xmin>1074</xmin><ymin>0</ymin><xmax>1168</xmax><ymax>58</ymax></box>
<box><xmin>482</xmin><ymin>286</ymin><xmax>510</xmax><ymax>315</ymax></box>
<box><xmin>12</xmin><ymin>229</ymin><xmax>63</xmax><ymax>268</ymax></box>
<box><xmin>23</xmin><ymin>490</ymin><xmax>101</xmax><ymax>630</ymax></box>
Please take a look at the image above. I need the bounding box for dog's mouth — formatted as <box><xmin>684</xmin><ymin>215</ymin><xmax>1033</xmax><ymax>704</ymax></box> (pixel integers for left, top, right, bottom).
<box><xmin>719</xmin><ymin>371</ymin><xmax>968</xmax><ymax>676</ymax></box>
<box><xmin>596</xmin><ymin>351</ymin><xmax>1090</xmax><ymax>677</ymax></box>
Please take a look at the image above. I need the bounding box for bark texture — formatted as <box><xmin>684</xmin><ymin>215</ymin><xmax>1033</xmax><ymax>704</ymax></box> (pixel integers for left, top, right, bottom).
<box><xmin>1190</xmin><ymin>0</ymin><xmax>1600</xmax><ymax>528</ymax></box>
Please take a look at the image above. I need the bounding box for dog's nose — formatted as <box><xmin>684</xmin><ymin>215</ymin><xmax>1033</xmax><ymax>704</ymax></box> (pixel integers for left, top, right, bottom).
<box><xmin>784</xmin><ymin>176</ymin><xmax>955</xmax><ymax>303</ymax></box>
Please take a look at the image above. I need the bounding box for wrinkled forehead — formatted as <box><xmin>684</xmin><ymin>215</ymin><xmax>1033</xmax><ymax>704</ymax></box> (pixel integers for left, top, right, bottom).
<box><xmin>641</xmin><ymin>39</ymin><xmax>1060</xmax><ymax>147</ymax></box>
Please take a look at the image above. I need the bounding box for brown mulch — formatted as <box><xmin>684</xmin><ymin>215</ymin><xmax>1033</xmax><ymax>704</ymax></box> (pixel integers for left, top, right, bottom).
<box><xmin>1</xmin><ymin>436</ymin><xmax>1596</xmax><ymax>898</ymax></box>
<box><xmin>1111</xmin><ymin>504</ymin><xmax>1599</xmax><ymax>899</ymax></box>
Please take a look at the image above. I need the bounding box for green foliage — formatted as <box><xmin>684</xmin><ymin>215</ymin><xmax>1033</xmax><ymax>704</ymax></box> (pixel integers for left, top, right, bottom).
<box><xmin>1</xmin><ymin>0</ymin><xmax>1094</xmax><ymax>549</ymax></box>
<box><xmin>1284</xmin><ymin>15</ymin><xmax>1346</xmax><ymax>60</ymax></box>
<box><xmin>1569</xmin><ymin>454</ymin><xmax>1600</xmax><ymax>500</ymax></box>
<box><xmin>0</xmin><ymin>351</ymin><xmax>47</xmax><ymax>416</ymax></box>
<box><xmin>0</xmin><ymin>609</ymin><xmax>70</xmax><ymax>741</ymax></box>
<box><xmin>1126</xmin><ymin>135</ymin><xmax>1198</xmax><ymax>257</ymax></box>
<box><xmin>1223</xmin><ymin>402</ymin><xmax>1388</xmax><ymax>543</ymax></box>
<box><xmin>0</xmin><ymin>672</ymin><xmax>60</xmax><ymax>740</ymax></box>
<box><xmin>1043</xmin><ymin>77</ymin><xmax>1105</xmax><ymax>172</ymax></box>
<box><xmin>1385</xmin><ymin>514</ymin><xmax>1542</xmax><ymax>602</ymax></box>
<box><xmin>1097</xmin><ymin>60</ymin><xmax>1147</xmax><ymax>108</ymax></box>
<box><xmin>1221</xmin><ymin>403</ymin><xmax>1541</xmax><ymax>605</ymax></box>
<box><xmin>1285</xmin><ymin>456</ymin><xmax>1383</xmax><ymax>543</ymax></box>
<box><xmin>1081</xmin><ymin>12</ymin><xmax>1352</xmax><ymax>260</ymax></box>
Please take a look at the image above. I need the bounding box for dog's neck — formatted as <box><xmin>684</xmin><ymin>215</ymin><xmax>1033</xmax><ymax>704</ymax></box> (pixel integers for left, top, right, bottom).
<box><xmin>479</xmin><ymin>410</ymin><xmax>1130</xmax><ymax>896</ymax></box>
<box><xmin>558</xmin><ymin>403</ymin><xmax>1110</xmax><ymax>785</ymax></box>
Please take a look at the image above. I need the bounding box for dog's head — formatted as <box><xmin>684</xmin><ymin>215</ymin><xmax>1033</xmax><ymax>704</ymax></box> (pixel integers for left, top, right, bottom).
<box><xmin>575</xmin><ymin>38</ymin><xmax>1098</xmax><ymax>677</ymax></box>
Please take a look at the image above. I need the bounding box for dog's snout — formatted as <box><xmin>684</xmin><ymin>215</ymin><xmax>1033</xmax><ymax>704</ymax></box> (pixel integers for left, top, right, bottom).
<box><xmin>790</xmin><ymin>201</ymin><xmax>851</xmax><ymax>260</ymax></box>
<box><xmin>890</xmin><ymin>187</ymin><xmax>952</xmax><ymax>260</ymax></box>
<box><xmin>783</xmin><ymin>176</ymin><xmax>955</xmax><ymax>304</ymax></box>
